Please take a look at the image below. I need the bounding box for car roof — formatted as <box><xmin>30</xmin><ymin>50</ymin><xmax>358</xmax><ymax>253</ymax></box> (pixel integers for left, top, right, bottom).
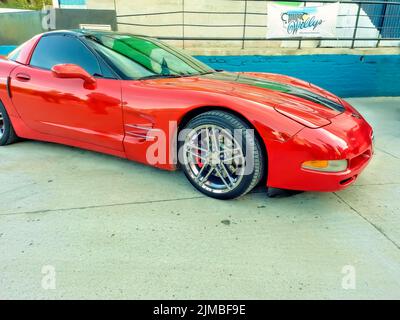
<box><xmin>42</xmin><ymin>29</ymin><xmax>153</xmax><ymax>40</ymax></box>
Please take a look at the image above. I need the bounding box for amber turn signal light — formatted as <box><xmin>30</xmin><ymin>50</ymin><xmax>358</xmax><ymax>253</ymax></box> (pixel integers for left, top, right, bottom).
<box><xmin>302</xmin><ymin>160</ymin><xmax>348</xmax><ymax>172</ymax></box>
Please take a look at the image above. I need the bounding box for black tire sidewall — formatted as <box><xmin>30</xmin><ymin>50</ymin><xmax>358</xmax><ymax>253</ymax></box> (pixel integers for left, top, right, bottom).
<box><xmin>0</xmin><ymin>103</ymin><xmax>11</xmax><ymax>146</ymax></box>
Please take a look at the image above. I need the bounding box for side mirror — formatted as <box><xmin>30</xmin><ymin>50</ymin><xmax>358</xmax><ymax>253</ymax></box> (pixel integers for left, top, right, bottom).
<box><xmin>52</xmin><ymin>64</ymin><xmax>96</xmax><ymax>89</ymax></box>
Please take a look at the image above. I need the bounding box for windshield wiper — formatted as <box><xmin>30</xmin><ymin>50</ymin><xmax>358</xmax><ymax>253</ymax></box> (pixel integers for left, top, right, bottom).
<box><xmin>138</xmin><ymin>72</ymin><xmax>217</xmax><ymax>80</ymax></box>
<box><xmin>138</xmin><ymin>74</ymin><xmax>183</xmax><ymax>80</ymax></box>
<box><xmin>197</xmin><ymin>71</ymin><xmax>217</xmax><ymax>75</ymax></box>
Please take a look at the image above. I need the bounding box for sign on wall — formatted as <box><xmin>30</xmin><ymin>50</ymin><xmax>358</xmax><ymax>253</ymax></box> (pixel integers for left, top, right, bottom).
<box><xmin>267</xmin><ymin>2</ymin><xmax>339</xmax><ymax>38</ymax></box>
<box><xmin>55</xmin><ymin>0</ymin><xmax>87</xmax><ymax>9</ymax></box>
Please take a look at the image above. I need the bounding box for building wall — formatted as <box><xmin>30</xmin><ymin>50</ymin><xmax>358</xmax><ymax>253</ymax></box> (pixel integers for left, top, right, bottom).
<box><xmin>196</xmin><ymin>54</ymin><xmax>400</xmax><ymax>97</ymax></box>
<box><xmin>0</xmin><ymin>11</ymin><xmax>43</xmax><ymax>45</ymax></box>
<box><xmin>86</xmin><ymin>0</ymin><xmax>400</xmax><ymax>49</ymax></box>
<box><xmin>0</xmin><ymin>9</ymin><xmax>117</xmax><ymax>45</ymax></box>
<box><xmin>1</xmin><ymin>43</ymin><xmax>398</xmax><ymax>97</ymax></box>
<box><xmin>0</xmin><ymin>46</ymin><xmax>18</xmax><ymax>55</ymax></box>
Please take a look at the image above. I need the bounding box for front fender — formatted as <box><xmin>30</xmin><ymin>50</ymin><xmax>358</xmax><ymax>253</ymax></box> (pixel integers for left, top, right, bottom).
<box><xmin>121</xmin><ymin>80</ymin><xmax>306</xmax><ymax>170</ymax></box>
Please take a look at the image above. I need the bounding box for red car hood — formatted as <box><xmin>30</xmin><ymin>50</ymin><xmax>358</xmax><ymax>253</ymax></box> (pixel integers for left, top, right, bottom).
<box><xmin>148</xmin><ymin>71</ymin><xmax>346</xmax><ymax>129</ymax></box>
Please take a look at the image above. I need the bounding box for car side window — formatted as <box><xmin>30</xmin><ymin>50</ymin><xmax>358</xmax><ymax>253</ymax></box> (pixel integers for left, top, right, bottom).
<box><xmin>7</xmin><ymin>45</ymin><xmax>23</xmax><ymax>62</ymax></box>
<box><xmin>30</xmin><ymin>35</ymin><xmax>101</xmax><ymax>76</ymax></box>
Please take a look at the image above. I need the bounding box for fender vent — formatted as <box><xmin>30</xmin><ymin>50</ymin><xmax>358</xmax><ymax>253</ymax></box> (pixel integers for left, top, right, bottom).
<box><xmin>125</xmin><ymin>124</ymin><xmax>156</xmax><ymax>142</ymax></box>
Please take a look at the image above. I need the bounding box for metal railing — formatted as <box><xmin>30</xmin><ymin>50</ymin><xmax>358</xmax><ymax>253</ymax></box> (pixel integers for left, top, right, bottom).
<box><xmin>115</xmin><ymin>0</ymin><xmax>400</xmax><ymax>49</ymax></box>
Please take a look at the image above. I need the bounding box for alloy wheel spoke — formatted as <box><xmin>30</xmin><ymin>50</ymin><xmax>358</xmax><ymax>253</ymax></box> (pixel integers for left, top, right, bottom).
<box><xmin>210</xmin><ymin>126</ymin><xmax>220</xmax><ymax>153</ymax></box>
<box><xmin>187</xmin><ymin>150</ymin><xmax>207</xmax><ymax>161</ymax></box>
<box><xmin>215</xmin><ymin>167</ymin><xmax>232</xmax><ymax>190</ymax></box>
<box><xmin>219</xmin><ymin>163</ymin><xmax>235</xmax><ymax>186</ymax></box>
<box><xmin>187</xmin><ymin>143</ymin><xmax>208</xmax><ymax>154</ymax></box>
<box><xmin>200</xmin><ymin>166</ymin><xmax>214</xmax><ymax>184</ymax></box>
<box><xmin>195</xmin><ymin>162</ymin><xmax>208</xmax><ymax>180</ymax></box>
<box><xmin>205</xmin><ymin>127</ymin><xmax>211</xmax><ymax>153</ymax></box>
<box><xmin>222</xmin><ymin>153</ymin><xmax>243</xmax><ymax>163</ymax></box>
<box><xmin>221</xmin><ymin>146</ymin><xmax>241</xmax><ymax>154</ymax></box>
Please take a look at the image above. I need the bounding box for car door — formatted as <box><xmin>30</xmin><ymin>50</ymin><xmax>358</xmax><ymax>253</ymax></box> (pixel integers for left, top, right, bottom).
<box><xmin>9</xmin><ymin>34</ymin><xmax>124</xmax><ymax>151</ymax></box>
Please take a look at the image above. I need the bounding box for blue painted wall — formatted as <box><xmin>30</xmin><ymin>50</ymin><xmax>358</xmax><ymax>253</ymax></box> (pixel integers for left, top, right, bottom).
<box><xmin>59</xmin><ymin>0</ymin><xmax>87</xmax><ymax>5</ymax></box>
<box><xmin>196</xmin><ymin>55</ymin><xmax>400</xmax><ymax>97</ymax></box>
<box><xmin>0</xmin><ymin>46</ymin><xmax>17</xmax><ymax>56</ymax></box>
<box><xmin>0</xmin><ymin>45</ymin><xmax>398</xmax><ymax>97</ymax></box>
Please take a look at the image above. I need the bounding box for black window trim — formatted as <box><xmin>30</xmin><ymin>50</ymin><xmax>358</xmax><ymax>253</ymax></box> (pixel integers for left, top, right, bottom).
<box><xmin>81</xmin><ymin>34</ymin><xmax>146</xmax><ymax>81</ymax></box>
<box><xmin>77</xmin><ymin>35</ymin><xmax>120</xmax><ymax>80</ymax></box>
<box><xmin>80</xmin><ymin>35</ymin><xmax>123</xmax><ymax>80</ymax></box>
<box><xmin>28</xmin><ymin>33</ymin><xmax>120</xmax><ymax>80</ymax></box>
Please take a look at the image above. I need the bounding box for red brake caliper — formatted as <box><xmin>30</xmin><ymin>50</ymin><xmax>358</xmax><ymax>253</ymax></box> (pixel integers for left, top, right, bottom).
<box><xmin>196</xmin><ymin>150</ymin><xmax>204</xmax><ymax>168</ymax></box>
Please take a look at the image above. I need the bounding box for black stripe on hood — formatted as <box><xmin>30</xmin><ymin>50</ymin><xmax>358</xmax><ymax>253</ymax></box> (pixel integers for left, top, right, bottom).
<box><xmin>201</xmin><ymin>72</ymin><xmax>345</xmax><ymax>113</ymax></box>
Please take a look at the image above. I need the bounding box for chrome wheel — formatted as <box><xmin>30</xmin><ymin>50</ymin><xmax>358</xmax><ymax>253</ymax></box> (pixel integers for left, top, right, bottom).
<box><xmin>182</xmin><ymin>125</ymin><xmax>246</xmax><ymax>194</ymax></box>
<box><xmin>0</xmin><ymin>111</ymin><xmax>4</xmax><ymax>139</ymax></box>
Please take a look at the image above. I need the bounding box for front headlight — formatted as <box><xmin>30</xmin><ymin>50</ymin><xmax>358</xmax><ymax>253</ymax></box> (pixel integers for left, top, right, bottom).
<box><xmin>302</xmin><ymin>160</ymin><xmax>348</xmax><ymax>172</ymax></box>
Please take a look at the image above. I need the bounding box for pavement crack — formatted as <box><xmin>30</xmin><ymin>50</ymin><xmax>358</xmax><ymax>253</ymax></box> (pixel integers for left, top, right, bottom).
<box><xmin>352</xmin><ymin>182</ymin><xmax>400</xmax><ymax>187</ymax></box>
<box><xmin>376</xmin><ymin>147</ymin><xmax>400</xmax><ymax>160</ymax></box>
<box><xmin>0</xmin><ymin>195</ymin><xmax>205</xmax><ymax>217</ymax></box>
<box><xmin>334</xmin><ymin>192</ymin><xmax>400</xmax><ymax>251</ymax></box>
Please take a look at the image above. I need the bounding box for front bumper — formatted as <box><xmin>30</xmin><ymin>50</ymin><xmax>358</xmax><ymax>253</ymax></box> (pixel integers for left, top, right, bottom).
<box><xmin>266</xmin><ymin>111</ymin><xmax>374</xmax><ymax>192</ymax></box>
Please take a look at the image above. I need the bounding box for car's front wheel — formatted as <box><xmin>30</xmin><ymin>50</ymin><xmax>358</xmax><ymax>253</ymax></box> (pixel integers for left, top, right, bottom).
<box><xmin>0</xmin><ymin>102</ymin><xmax>19</xmax><ymax>146</ymax></box>
<box><xmin>179</xmin><ymin>110</ymin><xmax>265</xmax><ymax>200</ymax></box>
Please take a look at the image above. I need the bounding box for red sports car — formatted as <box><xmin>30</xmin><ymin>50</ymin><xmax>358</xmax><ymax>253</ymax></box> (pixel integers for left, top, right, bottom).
<box><xmin>0</xmin><ymin>30</ymin><xmax>373</xmax><ymax>199</ymax></box>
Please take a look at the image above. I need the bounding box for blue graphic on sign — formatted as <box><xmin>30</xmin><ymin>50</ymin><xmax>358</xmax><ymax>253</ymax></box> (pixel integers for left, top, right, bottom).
<box><xmin>281</xmin><ymin>7</ymin><xmax>323</xmax><ymax>35</ymax></box>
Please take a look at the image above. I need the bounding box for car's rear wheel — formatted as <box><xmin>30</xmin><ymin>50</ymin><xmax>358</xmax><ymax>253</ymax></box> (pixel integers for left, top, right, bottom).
<box><xmin>179</xmin><ymin>110</ymin><xmax>265</xmax><ymax>200</ymax></box>
<box><xmin>0</xmin><ymin>102</ymin><xmax>19</xmax><ymax>146</ymax></box>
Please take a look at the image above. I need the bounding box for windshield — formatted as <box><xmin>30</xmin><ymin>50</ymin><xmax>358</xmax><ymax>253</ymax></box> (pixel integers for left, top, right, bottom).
<box><xmin>84</xmin><ymin>33</ymin><xmax>215</xmax><ymax>80</ymax></box>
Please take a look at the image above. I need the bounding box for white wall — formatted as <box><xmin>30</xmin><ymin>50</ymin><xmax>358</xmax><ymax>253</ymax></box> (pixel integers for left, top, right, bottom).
<box><xmin>86</xmin><ymin>0</ymin><xmax>399</xmax><ymax>49</ymax></box>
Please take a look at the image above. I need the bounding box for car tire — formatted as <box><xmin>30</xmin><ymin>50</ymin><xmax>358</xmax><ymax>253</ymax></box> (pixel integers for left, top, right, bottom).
<box><xmin>0</xmin><ymin>102</ymin><xmax>19</xmax><ymax>146</ymax></box>
<box><xmin>179</xmin><ymin>110</ymin><xmax>265</xmax><ymax>200</ymax></box>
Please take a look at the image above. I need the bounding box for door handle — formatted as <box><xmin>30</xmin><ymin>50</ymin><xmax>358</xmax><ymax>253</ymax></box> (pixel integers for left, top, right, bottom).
<box><xmin>15</xmin><ymin>73</ymin><xmax>31</xmax><ymax>82</ymax></box>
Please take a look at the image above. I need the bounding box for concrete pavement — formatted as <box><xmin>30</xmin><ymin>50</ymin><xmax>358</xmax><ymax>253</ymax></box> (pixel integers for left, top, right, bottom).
<box><xmin>0</xmin><ymin>97</ymin><xmax>399</xmax><ymax>299</ymax></box>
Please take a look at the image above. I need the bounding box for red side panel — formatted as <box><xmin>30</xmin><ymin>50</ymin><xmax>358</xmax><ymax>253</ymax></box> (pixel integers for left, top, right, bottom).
<box><xmin>0</xmin><ymin>59</ymin><xmax>20</xmax><ymax>117</ymax></box>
